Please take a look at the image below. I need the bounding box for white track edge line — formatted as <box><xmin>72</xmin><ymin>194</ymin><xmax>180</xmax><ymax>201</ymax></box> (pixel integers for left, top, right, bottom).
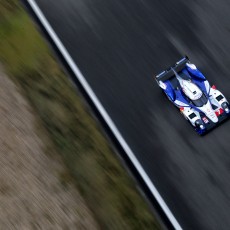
<box><xmin>26</xmin><ymin>1</ymin><xmax>182</xmax><ymax>229</ymax></box>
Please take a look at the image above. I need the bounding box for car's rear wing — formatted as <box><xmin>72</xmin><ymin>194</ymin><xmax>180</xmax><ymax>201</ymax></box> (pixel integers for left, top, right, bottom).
<box><xmin>155</xmin><ymin>56</ymin><xmax>189</xmax><ymax>83</ymax></box>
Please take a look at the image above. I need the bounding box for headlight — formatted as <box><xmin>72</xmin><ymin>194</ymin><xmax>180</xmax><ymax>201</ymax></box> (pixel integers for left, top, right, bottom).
<box><xmin>195</xmin><ymin>119</ymin><xmax>205</xmax><ymax>130</ymax></box>
<box><xmin>221</xmin><ymin>102</ymin><xmax>230</xmax><ymax>113</ymax></box>
<box><xmin>200</xmin><ymin>125</ymin><xmax>205</xmax><ymax>130</ymax></box>
<box><xmin>195</xmin><ymin>119</ymin><xmax>202</xmax><ymax>126</ymax></box>
<box><xmin>222</xmin><ymin>102</ymin><xmax>228</xmax><ymax>109</ymax></box>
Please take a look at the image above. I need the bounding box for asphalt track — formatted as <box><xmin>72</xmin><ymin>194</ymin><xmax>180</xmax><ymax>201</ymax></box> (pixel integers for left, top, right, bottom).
<box><xmin>24</xmin><ymin>0</ymin><xmax>230</xmax><ymax>229</ymax></box>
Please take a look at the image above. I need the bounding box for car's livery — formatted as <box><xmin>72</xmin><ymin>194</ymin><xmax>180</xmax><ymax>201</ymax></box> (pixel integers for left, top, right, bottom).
<box><xmin>155</xmin><ymin>57</ymin><xmax>230</xmax><ymax>135</ymax></box>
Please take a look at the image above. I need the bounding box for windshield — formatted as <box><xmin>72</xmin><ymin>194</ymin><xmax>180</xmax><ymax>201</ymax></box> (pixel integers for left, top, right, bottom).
<box><xmin>191</xmin><ymin>94</ymin><xmax>208</xmax><ymax>107</ymax></box>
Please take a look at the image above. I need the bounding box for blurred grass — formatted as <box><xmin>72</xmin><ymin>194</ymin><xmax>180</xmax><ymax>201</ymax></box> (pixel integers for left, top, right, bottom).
<box><xmin>0</xmin><ymin>1</ymin><xmax>161</xmax><ymax>229</ymax></box>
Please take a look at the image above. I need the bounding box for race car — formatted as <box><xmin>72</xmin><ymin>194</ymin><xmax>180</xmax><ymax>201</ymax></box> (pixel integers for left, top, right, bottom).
<box><xmin>155</xmin><ymin>56</ymin><xmax>230</xmax><ymax>134</ymax></box>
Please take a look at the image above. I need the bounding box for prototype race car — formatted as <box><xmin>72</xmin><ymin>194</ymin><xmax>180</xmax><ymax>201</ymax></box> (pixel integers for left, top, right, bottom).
<box><xmin>155</xmin><ymin>56</ymin><xmax>230</xmax><ymax>135</ymax></box>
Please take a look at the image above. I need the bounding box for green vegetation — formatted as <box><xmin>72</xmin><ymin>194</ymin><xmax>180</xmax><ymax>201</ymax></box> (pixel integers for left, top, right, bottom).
<box><xmin>0</xmin><ymin>1</ymin><xmax>161</xmax><ymax>229</ymax></box>
<box><xmin>0</xmin><ymin>0</ymin><xmax>19</xmax><ymax>19</ymax></box>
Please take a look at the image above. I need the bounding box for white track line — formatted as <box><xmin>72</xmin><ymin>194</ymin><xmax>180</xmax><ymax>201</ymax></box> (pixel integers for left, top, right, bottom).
<box><xmin>26</xmin><ymin>1</ymin><xmax>183</xmax><ymax>229</ymax></box>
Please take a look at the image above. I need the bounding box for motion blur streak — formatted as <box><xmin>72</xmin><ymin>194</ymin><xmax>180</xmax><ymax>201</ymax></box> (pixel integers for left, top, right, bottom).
<box><xmin>25</xmin><ymin>0</ymin><xmax>230</xmax><ymax>229</ymax></box>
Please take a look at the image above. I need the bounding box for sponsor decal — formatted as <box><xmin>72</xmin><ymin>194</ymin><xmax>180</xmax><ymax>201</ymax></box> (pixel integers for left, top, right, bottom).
<box><xmin>202</xmin><ymin>117</ymin><xmax>209</xmax><ymax>124</ymax></box>
<box><xmin>215</xmin><ymin>108</ymin><xmax>224</xmax><ymax>116</ymax></box>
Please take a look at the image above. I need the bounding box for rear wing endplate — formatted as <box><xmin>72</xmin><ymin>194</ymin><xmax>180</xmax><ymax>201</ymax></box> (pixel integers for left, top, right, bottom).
<box><xmin>155</xmin><ymin>56</ymin><xmax>189</xmax><ymax>83</ymax></box>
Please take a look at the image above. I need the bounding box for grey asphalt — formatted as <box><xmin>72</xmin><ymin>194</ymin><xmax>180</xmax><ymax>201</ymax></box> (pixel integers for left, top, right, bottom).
<box><xmin>30</xmin><ymin>0</ymin><xmax>230</xmax><ymax>229</ymax></box>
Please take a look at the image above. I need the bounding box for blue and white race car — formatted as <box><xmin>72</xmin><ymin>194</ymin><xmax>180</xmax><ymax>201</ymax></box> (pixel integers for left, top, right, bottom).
<box><xmin>155</xmin><ymin>57</ymin><xmax>230</xmax><ymax>134</ymax></box>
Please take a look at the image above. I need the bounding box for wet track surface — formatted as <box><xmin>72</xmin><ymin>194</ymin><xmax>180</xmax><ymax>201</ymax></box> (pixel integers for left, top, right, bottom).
<box><xmin>30</xmin><ymin>0</ymin><xmax>230</xmax><ymax>229</ymax></box>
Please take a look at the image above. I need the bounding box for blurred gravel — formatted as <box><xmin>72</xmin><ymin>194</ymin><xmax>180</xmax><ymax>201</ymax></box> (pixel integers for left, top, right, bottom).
<box><xmin>0</xmin><ymin>66</ymin><xmax>98</xmax><ymax>230</ymax></box>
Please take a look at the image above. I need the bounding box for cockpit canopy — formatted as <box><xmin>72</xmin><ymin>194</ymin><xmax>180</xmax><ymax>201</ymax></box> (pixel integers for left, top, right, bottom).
<box><xmin>180</xmin><ymin>80</ymin><xmax>208</xmax><ymax>107</ymax></box>
<box><xmin>181</xmin><ymin>81</ymin><xmax>202</xmax><ymax>100</ymax></box>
